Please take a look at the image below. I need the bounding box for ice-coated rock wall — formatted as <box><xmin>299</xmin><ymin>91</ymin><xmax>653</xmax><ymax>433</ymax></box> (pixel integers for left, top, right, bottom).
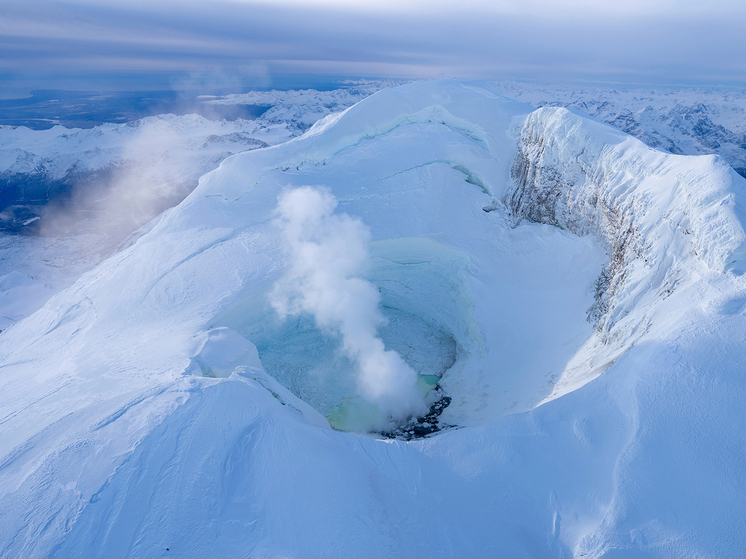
<box><xmin>507</xmin><ymin>106</ymin><xmax>746</xmax><ymax>333</ymax></box>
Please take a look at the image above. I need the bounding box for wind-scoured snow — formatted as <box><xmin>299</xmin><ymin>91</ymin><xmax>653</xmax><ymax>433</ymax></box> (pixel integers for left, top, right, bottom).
<box><xmin>1</xmin><ymin>80</ymin><xmax>746</xmax><ymax>558</ymax></box>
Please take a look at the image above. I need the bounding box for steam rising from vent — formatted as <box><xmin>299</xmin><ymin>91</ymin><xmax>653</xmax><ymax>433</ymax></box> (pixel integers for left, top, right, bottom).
<box><xmin>270</xmin><ymin>186</ymin><xmax>428</xmax><ymax>424</ymax></box>
<box><xmin>39</xmin><ymin>120</ymin><xmax>192</xmax><ymax>243</ymax></box>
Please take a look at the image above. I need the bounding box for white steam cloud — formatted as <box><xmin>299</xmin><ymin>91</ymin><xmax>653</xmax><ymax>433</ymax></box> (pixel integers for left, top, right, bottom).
<box><xmin>270</xmin><ymin>186</ymin><xmax>428</xmax><ymax>424</ymax></box>
<box><xmin>39</xmin><ymin>120</ymin><xmax>193</xmax><ymax>244</ymax></box>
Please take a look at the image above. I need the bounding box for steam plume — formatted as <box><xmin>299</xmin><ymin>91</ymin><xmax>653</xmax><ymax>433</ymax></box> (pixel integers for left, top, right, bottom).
<box><xmin>39</xmin><ymin>119</ymin><xmax>192</xmax><ymax>245</ymax></box>
<box><xmin>270</xmin><ymin>186</ymin><xmax>427</xmax><ymax>425</ymax></box>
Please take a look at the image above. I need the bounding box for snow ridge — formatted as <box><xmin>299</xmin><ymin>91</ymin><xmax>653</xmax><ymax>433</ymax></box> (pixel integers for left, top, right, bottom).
<box><xmin>507</xmin><ymin>105</ymin><xmax>746</xmax><ymax>399</ymax></box>
<box><xmin>497</xmin><ymin>82</ymin><xmax>746</xmax><ymax>177</ymax></box>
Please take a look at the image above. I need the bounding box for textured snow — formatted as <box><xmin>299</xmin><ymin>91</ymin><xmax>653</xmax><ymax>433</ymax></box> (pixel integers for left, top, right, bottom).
<box><xmin>1</xmin><ymin>80</ymin><xmax>746</xmax><ymax>557</ymax></box>
<box><xmin>206</xmin><ymin>82</ymin><xmax>401</xmax><ymax>137</ymax></box>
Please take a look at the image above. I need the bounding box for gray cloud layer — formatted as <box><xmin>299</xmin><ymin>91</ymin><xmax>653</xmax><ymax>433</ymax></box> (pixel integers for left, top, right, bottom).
<box><xmin>2</xmin><ymin>0</ymin><xmax>745</xmax><ymax>95</ymax></box>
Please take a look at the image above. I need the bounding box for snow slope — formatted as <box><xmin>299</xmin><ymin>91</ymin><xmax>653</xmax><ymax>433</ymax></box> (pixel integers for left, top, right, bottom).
<box><xmin>0</xmin><ymin>85</ymin><xmax>392</xmax><ymax>331</ymax></box>
<box><xmin>1</xmin><ymin>80</ymin><xmax>746</xmax><ymax>557</ymax></box>
<box><xmin>0</xmin><ymin>83</ymin><xmax>394</xmax><ymax>227</ymax></box>
<box><xmin>205</xmin><ymin>81</ymin><xmax>402</xmax><ymax>137</ymax></box>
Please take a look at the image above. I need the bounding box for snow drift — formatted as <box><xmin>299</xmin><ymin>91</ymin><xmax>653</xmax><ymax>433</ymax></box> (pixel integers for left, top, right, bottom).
<box><xmin>1</xmin><ymin>80</ymin><xmax>746</xmax><ymax>558</ymax></box>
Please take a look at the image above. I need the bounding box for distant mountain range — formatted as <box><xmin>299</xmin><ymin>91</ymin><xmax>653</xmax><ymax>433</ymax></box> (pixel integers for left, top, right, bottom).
<box><xmin>0</xmin><ymin>83</ymin><xmax>396</xmax><ymax>233</ymax></box>
<box><xmin>497</xmin><ymin>82</ymin><xmax>746</xmax><ymax>177</ymax></box>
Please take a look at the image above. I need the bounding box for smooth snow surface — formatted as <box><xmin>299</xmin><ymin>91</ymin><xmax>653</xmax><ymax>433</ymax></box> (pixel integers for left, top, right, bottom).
<box><xmin>2</xmin><ymin>80</ymin><xmax>746</xmax><ymax>558</ymax></box>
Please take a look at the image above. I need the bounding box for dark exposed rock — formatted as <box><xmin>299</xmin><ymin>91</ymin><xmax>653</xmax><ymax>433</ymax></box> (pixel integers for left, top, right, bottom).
<box><xmin>505</xmin><ymin>110</ymin><xmax>648</xmax><ymax>337</ymax></box>
<box><xmin>200</xmin><ymin>134</ymin><xmax>268</xmax><ymax>149</ymax></box>
<box><xmin>378</xmin><ymin>387</ymin><xmax>454</xmax><ymax>440</ymax></box>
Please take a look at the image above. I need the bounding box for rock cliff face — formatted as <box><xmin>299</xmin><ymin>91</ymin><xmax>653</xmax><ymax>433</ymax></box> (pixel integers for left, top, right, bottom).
<box><xmin>505</xmin><ymin>105</ymin><xmax>746</xmax><ymax>380</ymax></box>
<box><xmin>506</xmin><ymin>107</ymin><xmax>647</xmax><ymax>336</ymax></box>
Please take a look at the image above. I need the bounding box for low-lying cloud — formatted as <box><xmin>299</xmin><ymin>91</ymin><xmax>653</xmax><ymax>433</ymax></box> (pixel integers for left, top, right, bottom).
<box><xmin>2</xmin><ymin>0</ymin><xmax>746</xmax><ymax>97</ymax></box>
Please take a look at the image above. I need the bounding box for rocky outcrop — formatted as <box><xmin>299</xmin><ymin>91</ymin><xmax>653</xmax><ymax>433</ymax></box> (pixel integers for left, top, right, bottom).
<box><xmin>505</xmin><ymin>106</ymin><xmax>746</xmax><ymax>342</ymax></box>
<box><xmin>506</xmin><ymin>108</ymin><xmax>648</xmax><ymax>335</ymax></box>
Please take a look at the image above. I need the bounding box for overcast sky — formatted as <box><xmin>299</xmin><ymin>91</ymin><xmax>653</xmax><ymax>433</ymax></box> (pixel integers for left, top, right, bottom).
<box><xmin>2</xmin><ymin>0</ymin><xmax>746</xmax><ymax>96</ymax></box>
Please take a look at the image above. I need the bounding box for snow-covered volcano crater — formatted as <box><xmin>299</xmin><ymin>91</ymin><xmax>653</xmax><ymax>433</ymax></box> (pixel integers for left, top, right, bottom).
<box><xmin>174</xmin><ymin>82</ymin><xmax>610</xmax><ymax>431</ymax></box>
<box><xmin>2</xmin><ymin>80</ymin><xmax>746</xmax><ymax>558</ymax></box>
